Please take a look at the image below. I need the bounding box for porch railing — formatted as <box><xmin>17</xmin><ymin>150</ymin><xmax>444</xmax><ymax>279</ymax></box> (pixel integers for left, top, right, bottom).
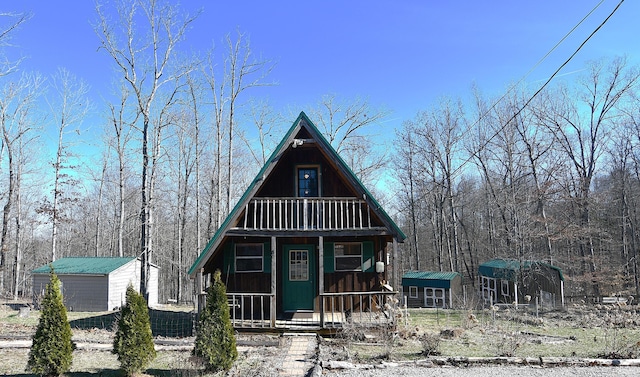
<box><xmin>321</xmin><ymin>291</ymin><xmax>398</xmax><ymax>328</ymax></box>
<box><xmin>224</xmin><ymin>291</ymin><xmax>398</xmax><ymax>329</ymax></box>
<box><xmin>227</xmin><ymin>293</ymin><xmax>274</xmax><ymax>328</ymax></box>
<box><xmin>241</xmin><ymin>197</ymin><xmax>373</xmax><ymax>231</ymax></box>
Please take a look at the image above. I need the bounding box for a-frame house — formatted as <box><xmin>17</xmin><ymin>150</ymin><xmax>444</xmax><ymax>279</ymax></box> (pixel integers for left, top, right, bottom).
<box><xmin>189</xmin><ymin>112</ymin><xmax>406</xmax><ymax>330</ymax></box>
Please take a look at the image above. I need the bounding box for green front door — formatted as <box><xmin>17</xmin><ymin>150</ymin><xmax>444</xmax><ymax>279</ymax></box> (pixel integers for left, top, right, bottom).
<box><xmin>283</xmin><ymin>245</ymin><xmax>315</xmax><ymax>311</ymax></box>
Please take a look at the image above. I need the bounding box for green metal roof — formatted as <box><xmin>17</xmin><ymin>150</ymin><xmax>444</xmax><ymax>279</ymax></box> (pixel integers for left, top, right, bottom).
<box><xmin>402</xmin><ymin>271</ymin><xmax>460</xmax><ymax>289</ymax></box>
<box><xmin>478</xmin><ymin>259</ymin><xmax>564</xmax><ymax>281</ymax></box>
<box><xmin>402</xmin><ymin>271</ymin><xmax>460</xmax><ymax>281</ymax></box>
<box><xmin>189</xmin><ymin>111</ymin><xmax>406</xmax><ymax>276</ymax></box>
<box><xmin>32</xmin><ymin>257</ymin><xmax>136</xmax><ymax>275</ymax></box>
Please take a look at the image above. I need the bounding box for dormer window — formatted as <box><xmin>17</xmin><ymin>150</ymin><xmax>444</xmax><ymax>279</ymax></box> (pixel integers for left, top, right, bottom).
<box><xmin>297</xmin><ymin>166</ymin><xmax>319</xmax><ymax>197</ymax></box>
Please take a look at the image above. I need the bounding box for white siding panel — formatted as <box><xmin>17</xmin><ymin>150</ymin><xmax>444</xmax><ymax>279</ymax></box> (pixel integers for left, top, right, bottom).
<box><xmin>147</xmin><ymin>265</ymin><xmax>159</xmax><ymax>307</ymax></box>
<box><xmin>108</xmin><ymin>260</ymin><xmax>141</xmax><ymax>311</ymax></box>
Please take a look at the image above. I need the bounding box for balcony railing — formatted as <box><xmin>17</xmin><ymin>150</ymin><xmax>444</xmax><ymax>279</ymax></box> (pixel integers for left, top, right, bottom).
<box><xmin>240</xmin><ymin>197</ymin><xmax>373</xmax><ymax>231</ymax></box>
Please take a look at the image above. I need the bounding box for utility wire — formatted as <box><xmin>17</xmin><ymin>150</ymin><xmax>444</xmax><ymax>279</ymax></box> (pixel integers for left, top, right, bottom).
<box><xmin>455</xmin><ymin>0</ymin><xmax>625</xmax><ymax>177</ymax></box>
<box><xmin>394</xmin><ymin>0</ymin><xmax>626</xmax><ymax>215</ymax></box>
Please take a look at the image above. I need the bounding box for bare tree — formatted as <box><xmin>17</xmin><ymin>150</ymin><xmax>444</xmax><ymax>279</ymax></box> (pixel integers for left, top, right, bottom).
<box><xmin>40</xmin><ymin>69</ymin><xmax>89</xmax><ymax>262</ymax></box>
<box><xmin>307</xmin><ymin>95</ymin><xmax>390</xmax><ymax>187</ymax></box>
<box><xmin>0</xmin><ymin>73</ymin><xmax>41</xmax><ymax>292</ymax></box>
<box><xmin>105</xmin><ymin>84</ymin><xmax>135</xmax><ymax>257</ymax></box>
<box><xmin>201</xmin><ymin>31</ymin><xmax>274</xmax><ymax>231</ymax></box>
<box><xmin>393</xmin><ymin>121</ymin><xmax>422</xmax><ymax>270</ymax></box>
<box><xmin>238</xmin><ymin>100</ymin><xmax>282</xmax><ymax>167</ymax></box>
<box><xmin>535</xmin><ymin>58</ymin><xmax>640</xmax><ymax>296</ymax></box>
<box><xmin>96</xmin><ymin>0</ymin><xmax>198</xmax><ymax>296</ymax></box>
<box><xmin>0</xmin><ymin>12</ymin><xmax>30</xmax><ymax>77</ymax></box>
<box><xmin>413</xmin><ymin>99</ymin><xmax>466</xmax><ymax>273</ymax></box>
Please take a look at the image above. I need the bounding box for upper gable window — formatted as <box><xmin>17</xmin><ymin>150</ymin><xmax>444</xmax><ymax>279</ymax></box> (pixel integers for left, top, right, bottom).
<box><xmin>297</xmin><ymin>167</ymin><xmax>319</xmax><ymax>197</ymax></box>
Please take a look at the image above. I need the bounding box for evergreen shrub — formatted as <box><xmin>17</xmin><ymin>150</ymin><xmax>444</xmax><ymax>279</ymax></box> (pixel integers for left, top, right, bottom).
<box><xmin>193</xmin><ymin>270</ymin><xmax>238</xmax><ymax>372</ymax></box>
<box><xmin>27</xmin><ymin>267</ymin><xmax>74</xmax><ymax>376</ymax></box>
<box><xmin>113</xmin><ymin>285</ymin><xmax>156</xmax><ymax>376</ymax></box>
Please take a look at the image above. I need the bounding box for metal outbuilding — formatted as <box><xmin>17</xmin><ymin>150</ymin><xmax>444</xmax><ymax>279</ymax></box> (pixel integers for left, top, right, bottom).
<box><xmin>401</xmin><ymin>271</ymin><xmax>462</xmax><ymax>308</ymax></box>
<box><xmin>32</xmin><ymin>257</ymin><xmax>158</xmax><ymax>311</ymax></box>
<box><xmin>478</xmin><ymin>259</ymin><xmax>565</xmax><ymax>308</ymax></box>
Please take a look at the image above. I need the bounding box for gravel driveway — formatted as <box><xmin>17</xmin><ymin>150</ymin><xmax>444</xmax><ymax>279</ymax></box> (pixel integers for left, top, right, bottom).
<box><xmin>328</xmin><ymin>365</ymin><xmax>640</xmax><ymax>377</ymax></box>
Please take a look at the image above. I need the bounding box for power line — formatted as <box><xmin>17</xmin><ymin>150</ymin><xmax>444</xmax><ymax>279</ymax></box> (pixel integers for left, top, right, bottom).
<box><xmin>456</xmin><ymin>0</ymin><xmax>626</xmax><ymax>177</ymax></box>
<box><xmin>393</xmin><ymin>0</ymin><xmax>627</xmax><ymax>215</ymax></box>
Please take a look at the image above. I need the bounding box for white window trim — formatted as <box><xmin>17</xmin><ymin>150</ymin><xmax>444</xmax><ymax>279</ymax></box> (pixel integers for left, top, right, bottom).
<box><xmin>334</xmin><ymin>242</ymin><xmax>363</xmax><ymax>271</ymax></box>
<box><xmin>501</xmin><ymin>279</ymin><xmax>509</xmax><ymax>296</ymax></box>
<box><xmin>289</xmin><ymin>250</ymin><xmax>309</xmax><ymax>281</ymax></box>
<box><xmin>235</xmin><ymin>243</ymin><xmax>264</xmax><ymax>273</ymax></box>
<box><xmin>424</xmin><ymin>287</ymin><xmax>446</xmax><ymax>308</ymax></box>
<box><xmin>409</xmin><ymin>286</ymin><xmax>418</xmax><ymax>299</ymax></box>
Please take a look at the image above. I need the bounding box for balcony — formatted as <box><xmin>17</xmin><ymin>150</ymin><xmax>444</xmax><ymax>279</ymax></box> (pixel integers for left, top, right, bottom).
<box><xmin>235</xmin><ymin>197</ymin><xmax>383</xmax><ymax>234</ymax></box>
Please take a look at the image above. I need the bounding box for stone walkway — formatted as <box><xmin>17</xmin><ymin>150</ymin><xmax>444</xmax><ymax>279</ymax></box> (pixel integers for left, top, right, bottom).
<box><xmin>279</xmin><ymin>333</ymin><xmax>318</xmax><ymax>376</ymax></box>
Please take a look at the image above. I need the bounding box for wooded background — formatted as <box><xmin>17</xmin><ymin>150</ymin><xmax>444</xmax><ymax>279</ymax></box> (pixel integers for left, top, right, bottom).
<box><xmin>0</xmin><ymin>1</ymin><xmax>638</xmax><ymax>304</ymax></box>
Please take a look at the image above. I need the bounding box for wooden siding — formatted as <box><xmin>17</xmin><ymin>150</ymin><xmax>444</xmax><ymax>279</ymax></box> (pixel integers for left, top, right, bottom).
<box><xmin>224</xmin><ymin>273</ymin><xmax>271</xmax><ymax>293</ymax></box>
<box><xmin>257</xmin><ymin>139</ymin><xmax>356</xmax><ymax>199</ymax></box>
<box><xmin>403</xmin><ymin>286</ymin><xmax>423</xmax><ymax>308</ymax></box>
<box><xmin>524</xmin><ymin>265</ymin><xmax>563</xmax><ymax>297</ymax></box>
<box><xmin>402</xmin><ymin>274</ymin><xmax>463</xmax><ymax>308</ymax></box>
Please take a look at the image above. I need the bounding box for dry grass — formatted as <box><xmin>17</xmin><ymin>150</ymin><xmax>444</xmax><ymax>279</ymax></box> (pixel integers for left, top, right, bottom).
<box><xmin>5</xmin><ymin>301</ymin><xmax>640</xmax><ymax>374</ymax></box>
<box><xmin>330</xmin><ymin>306</ymin><xmax>640</xmax><ymax>362</ymax></box>
<box><xmin>0</xmin><ymin>303</ymin><xmax>286</xmax><ymax>376</ymax></box>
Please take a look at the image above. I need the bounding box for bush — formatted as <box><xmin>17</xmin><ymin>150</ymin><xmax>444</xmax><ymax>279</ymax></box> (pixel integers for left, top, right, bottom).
<box><xmin>193</xmin><ymin>270</ymin><xmax>238</xmax><ymax>372</ymax></box>
<box><xmin>113</xmin><ymin>285</ymin><xmax>156</xmax><ymax>376</ymax></box>
<box><xmin>27</xmin><ymin>268</ymin><xmax>74</xmax><ymax>376</ymax></box>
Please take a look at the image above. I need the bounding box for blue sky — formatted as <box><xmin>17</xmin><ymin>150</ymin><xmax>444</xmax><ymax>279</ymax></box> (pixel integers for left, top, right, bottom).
<box><xmin>5</xmin><ymin>0</ymin><xmax>639</xmax><ymax>135</ymax></box>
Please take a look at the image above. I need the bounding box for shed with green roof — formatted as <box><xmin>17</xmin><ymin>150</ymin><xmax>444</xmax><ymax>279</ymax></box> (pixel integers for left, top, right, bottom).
<box><xmin>32</xmin><ymin>257</ymin><xmax>158</xmax><ymax>311</ymax></box>
<box><xmin>478</xmin><ymin>259</ymin><xmax>564</xmax><ymax>308</ymax></box>
<box><xmin>401</xmin><ymin>271</ymin><xmax>462</xmax><ymax>308</ymax></box>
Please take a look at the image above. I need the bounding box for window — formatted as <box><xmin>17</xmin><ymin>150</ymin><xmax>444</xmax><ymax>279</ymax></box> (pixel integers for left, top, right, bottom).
<box><xmin>298</xmin><ymin>167</ymin><xmax>319</xmax><ymax>197</ymax></box>
<box><xmin>409</xmin><ymin>286</ymin><xmax>418</xmax><ymax>299</ymax></box>
<box><xmin>482</xmin><ymin>276</ymin><xmax>497</xmax><ymax>303</ymax></box>
<box><xmin>289</xmin><ymin>250</ymin><xmax>309</xmax><ymax>281</ymax></box>
<box><xmin>235</xmin><ymin>244</ymin><xmax>263</xmax><ymax>272</ymax></box>
<box><xmin>334</xmin><ymin>242</ymin><xmax>362</xmax><ymax>271</ymax></box>
<box><xmin>425</xmin><ymin>288</ymin><xmax>446</xmax><ymax>308</ymax></box>
<box><xmin>501</xmin><ymin>280</ymin><xmax>509</xmax><ymax>297</ymax></box>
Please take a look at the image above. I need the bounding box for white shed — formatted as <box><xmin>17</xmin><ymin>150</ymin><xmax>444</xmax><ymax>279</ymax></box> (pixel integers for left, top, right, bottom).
<box><xmin>32</xmin><ymin>257</ymin><xmax>159</xmax><ymax>311</ymax></box>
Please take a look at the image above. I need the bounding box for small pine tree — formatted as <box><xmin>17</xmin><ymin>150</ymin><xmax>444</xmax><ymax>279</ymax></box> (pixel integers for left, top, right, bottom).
<box><xmin>193</xmin><ymin>270</ymin><xmax>238</xmax><ymax>372</ymax></box>
<box><xmin>27</xmin><ymin>267</ymin><xmax>74</xmax><ymax>376</ymax></box>
<box><xmin>113</xmin><ymin>284</ymin><xmax>156</xmax><ymax>376</ymax></box>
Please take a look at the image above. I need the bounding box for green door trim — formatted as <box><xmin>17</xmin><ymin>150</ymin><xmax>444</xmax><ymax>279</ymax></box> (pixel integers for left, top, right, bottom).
<box><xmin>283</xmin><ymin>244</ymin><xmax>316</xmax><ymax>311</ymax></box>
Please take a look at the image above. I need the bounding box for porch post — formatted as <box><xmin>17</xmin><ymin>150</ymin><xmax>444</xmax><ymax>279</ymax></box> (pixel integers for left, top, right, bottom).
<box><xmin>392</xmin><ymin>239</ymin><xmax>398</xmax><ymax>291</ymax></box>
<box><xmin>196</xmin><ymin>269</ymin><xmax>204</xmax><ymax>313</ymax></box>
<box><xmin>271</xmin><ymin>236</ymin><xmax>277</xmax><ymax>328</ymax></box>
<box><xmin>318</xmin><ymin>236</ymin><xmax>324</xmax><ymax>328</ymax></box>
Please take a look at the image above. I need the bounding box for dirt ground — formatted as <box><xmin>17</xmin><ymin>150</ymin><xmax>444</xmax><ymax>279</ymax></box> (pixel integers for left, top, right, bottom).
<box><xmin>2</xmin><ymin>303</ymin><xmax>640</xmax><ymax>376</ymax></box>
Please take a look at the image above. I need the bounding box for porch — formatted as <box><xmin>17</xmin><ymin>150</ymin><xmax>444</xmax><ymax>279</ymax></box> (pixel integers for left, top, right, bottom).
<box><xmin>223</xmin><ymin>290</ymin><xmax>399</xmax><ymax>330</ymax></box>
